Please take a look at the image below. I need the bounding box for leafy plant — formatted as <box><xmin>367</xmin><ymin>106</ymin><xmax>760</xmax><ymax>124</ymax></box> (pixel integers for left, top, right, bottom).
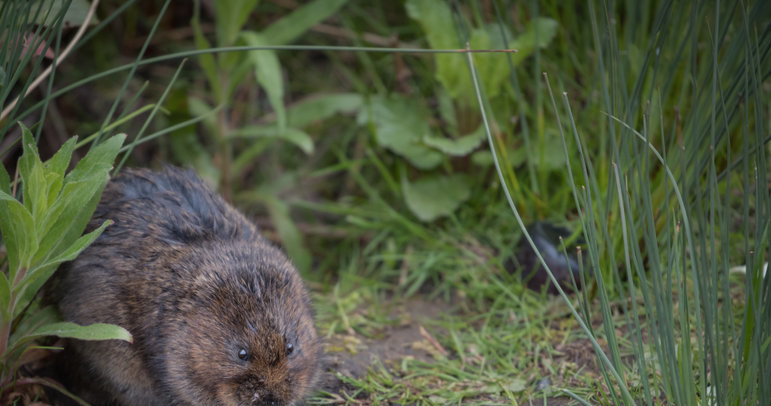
<box><xmin>0</xmin><ymin>126</ymin><xmax>131</xmax><ymax>397</ymax></box>
<box><xmin>187</xmin><ymin>0</ymin><xmax>351</xmax><ymax>273</ymax></box>
<box><xmin>352</xmin><ymin>0</ymin><xmax>559</xmax><ymax>223</ymax></box>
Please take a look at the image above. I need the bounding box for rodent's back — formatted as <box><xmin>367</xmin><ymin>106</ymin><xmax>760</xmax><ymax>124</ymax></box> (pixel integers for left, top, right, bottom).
<box><xmin>52</xmin><ymin>167</ymin><xmax>320</xmax><ymax>406</ymax></box>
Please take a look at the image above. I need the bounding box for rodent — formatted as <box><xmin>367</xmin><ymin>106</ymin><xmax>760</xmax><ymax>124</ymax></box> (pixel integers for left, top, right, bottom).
<box><xmin>47</xmin><ymin>166</ymin><xmax>320</xmax><ymax>406</ymax></box>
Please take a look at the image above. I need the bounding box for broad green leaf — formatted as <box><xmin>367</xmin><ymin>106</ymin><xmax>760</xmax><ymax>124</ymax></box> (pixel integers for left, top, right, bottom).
<box><xmin>401</xmin><ymin>174</ymin><xmax>471</xmax><ymax>222</ymax></box>
<box><xmin>0</xmin><ymin>273</ymin><xmax>11</xmax><ymax>322</ymax></box>
<box><xmin>509</xmin><ymin>18</ymin><xmax>559</xmax><ymax>66</ymax></box>
<box><xmin>423</xmin><ymin>126</ymin><xmax>486</xmax><ymax>156</ymax></box>
<box><xmin>36</xmin><ymin>176</ymin><xmax>106</xmax><ymax>266</ymax></box>
<box><xmin>261</xmin><ymin>0</ymin><xmax>349</xmax><ymax>46</ymax></box>
<box><xmin>18</xmin><ymin>124</ymin><xmax>44</xmax><ymax>213</ymax></box>
<box><xmin>0</xmin><ymin>193</ymin><xmax>36</xmax><ymax>278</ymax></box>
<box><xmin>216</xmin><ymin>0</ymin><xmax>260</xmax><ymax>46</ymax></box>
<box><xmin>242</xmin><ymin>32</ymin><xmax>286</xmax><ymax>131</ymax></box>
<box><xmin>6</xmin><ymin>305</ymin><xmax>60</xmax><ymax>354</ymax></box>
<box><xmin>436</xmin><ymin>86</ymin><xmax>458</xmax><ymax>135</ymax></box>
<box><xmin>26</xmin><ymin>321</ymin><xmax>132</xmax><ymax>343</ymax></box>
<box><xmin>45</xmin><ymin>136</ymin><xmax>77</xmax><ymax>176</ymax></box>
<box><xmin>64</xmin><ymin>134</ymin><xmax>124</xmax><ymax>184</ymax></box>
<box><xmin>406</xmin><ymin>0</ymin><xmax>466</xmax><ymax>98</ymax></box>
<box><xmin>0</xmin><ymin>161</ymin><xmax>10</xmax><ymax>194</ymax></box>
<box><xmin>262</xmin><ymin>195</ymin><xmax>311</xmax><ymax>274</ymax></box>
<box><xmin>278</xmin><ymin>128</ymin><xmax>314</xmax><ymax>154</ymax></box>
<box><xmin>368</xmin><ymin>95</ymin><xmax>443</xmax><ymax>169</ymax></box>
<box><xmin>286</xmin><ymin>93</ymin><xmax>362</xmax><ymax>128</ymax></box>
<box><xmin>17</xmin><ymin>220</ymin><xmax>112</xmax><ymax>319</ymax></box>
<box><xmin>470</xmin><ymin>25</ymin><xmax>512</xmax><ymax>98</ymax></box>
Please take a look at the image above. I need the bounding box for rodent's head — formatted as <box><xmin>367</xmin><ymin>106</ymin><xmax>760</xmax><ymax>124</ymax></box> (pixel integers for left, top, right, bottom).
<box><xmin>163</xmin><ymin>241</ymin><xmax>320</xmax><ymax>406</ymax></box>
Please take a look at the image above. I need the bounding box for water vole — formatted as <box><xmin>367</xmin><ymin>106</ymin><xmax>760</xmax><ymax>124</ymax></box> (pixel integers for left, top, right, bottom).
<box><xmin>49</xmin><ymin>167</ymin><xmax>320</xmax><ymax>406</ymax></box>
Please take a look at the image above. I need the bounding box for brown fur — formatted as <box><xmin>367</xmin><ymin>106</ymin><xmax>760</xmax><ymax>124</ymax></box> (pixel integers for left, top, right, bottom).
<box><xmin>48</xmin><ymin>167</ymin><xmax>320</xmax><ymax>406</ymax></box>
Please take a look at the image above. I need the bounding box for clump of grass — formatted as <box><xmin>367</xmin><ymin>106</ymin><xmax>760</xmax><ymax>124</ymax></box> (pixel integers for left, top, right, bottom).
<box><xmin>478</xmin><ymin>0</ymin><xmax>771</xmax><ymax>404</ymax></box>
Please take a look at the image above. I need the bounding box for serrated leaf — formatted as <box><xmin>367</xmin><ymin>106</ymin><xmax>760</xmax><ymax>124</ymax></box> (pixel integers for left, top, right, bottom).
<box><xmin>368</xmin><ymin>95</ymin><xmax>443</xmax><ymax>169</ymax></box>
<box><xmin>423</xmin><ymin>126</ymin><xmax>486</xmax><ymax>156</ymax></box>
<box><xmin>28</xmin><ymin>321</ymin><xmax>132</xmax><ymax>343</ymax></box>
<box><xmin>261</xmin><ymin>0</ymin><xmax>349</xmax><ymax>46</ymax></box>
<box><xmin>242</xmin><ymin>32</ymin><xmax>286</xmax><ymax>131</ymax></box>
<box><xmin>401</xmin><ymin>174</ymin><xmax>471</xmax><ymax>222</ymax></box>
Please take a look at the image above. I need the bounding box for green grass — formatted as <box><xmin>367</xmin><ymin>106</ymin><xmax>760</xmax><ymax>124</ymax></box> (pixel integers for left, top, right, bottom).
<box><xmin>0</xmin><ymin>0</ymin><xmax>769</xmax><ymax>405</ymax></box>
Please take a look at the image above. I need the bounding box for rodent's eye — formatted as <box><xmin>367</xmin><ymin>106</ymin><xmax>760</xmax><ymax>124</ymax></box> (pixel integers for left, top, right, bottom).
<box><xmin>286</xmin><ymin>342</ymin><xmax>294</xmax><ymax>356</ymax></box>
<box><xmin>237</xmin><ymin>348</ymin><xmax>248</xmax><ymax>361</ymax></box>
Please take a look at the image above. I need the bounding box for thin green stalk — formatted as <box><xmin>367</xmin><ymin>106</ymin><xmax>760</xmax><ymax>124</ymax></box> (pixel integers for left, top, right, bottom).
<box><xmin>467</xmin><ymin>46</ymin><xmax>635</xmax><ymax>405</ymax></box>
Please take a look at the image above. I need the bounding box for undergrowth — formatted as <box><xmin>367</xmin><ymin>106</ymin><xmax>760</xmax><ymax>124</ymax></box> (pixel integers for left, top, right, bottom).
<box><xmin>0</xmin><ymin>0</ymin><xmax>769</xmax><ymax>405</ymax></box>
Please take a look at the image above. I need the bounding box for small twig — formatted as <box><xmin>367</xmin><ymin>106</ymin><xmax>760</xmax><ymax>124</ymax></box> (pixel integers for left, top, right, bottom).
<box><xmin>419</xmin><ymin>325</ymin><xmax>448</xmax><ymax>357</ymax></box>
<box><xmin>0</xmin><ymin>0</ymin><xmax>101</xmax><ymax>122</ymax></box>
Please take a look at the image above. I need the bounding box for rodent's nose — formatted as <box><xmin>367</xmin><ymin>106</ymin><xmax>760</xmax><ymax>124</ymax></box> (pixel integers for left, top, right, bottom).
<box><xmin>252</xmin><ymin>392</ymin><xmax>280</xmax><ymax>406</ymax></box>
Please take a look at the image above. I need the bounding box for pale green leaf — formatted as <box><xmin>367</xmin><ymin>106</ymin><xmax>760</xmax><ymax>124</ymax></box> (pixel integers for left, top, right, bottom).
<box><xmin>242</xmin><ymin>32</ymin><xmax>286</xmax><ymax>130</ymax></box>
<box><xmin>45</xmin><ymin>136</ymin><xmax>77</xmax><ymax>176</ymax></box>
<box><xmin>263</xmin><ymin>196</ymin><xmax>311</xmax><ymax>274</ymax></box>
<box><xmin>509</xmin><ymin>18</ymin><xmax>559</xmax><ymax>66</ymax></box>
<box><xmin>18</xmin><ymin>124</ymin><xmax>43</xmax><ymax>213</ymax></box>
<box><xmin>215</xmin><ymin>0</ymin><xmax>260</xmax><ymax>46</ymax></box>
<box><xmin>229</xmin><ymin>126</ymin><xmax>314</xmax><ymax>155</ymax></box>
<box><xmin>64</xmin><ymin>134</ymin><xmax>124</xmax><ymax>184</ymax></box>
<box><xmin>28</xmin><ymin>321</ymin><xmax>132</xmax><ymax>342</ymax></box>
<box><xmin>287</xmin><ymin>93</ymin><xmax>362</xmax><ymax>128</ymax></box>
<box><xmin>423</xmin><ymin>126</ymin><xmax>486</xmax><ymax>156</ymax></box>
<box><xmin>261</xmin><ymin>0</ymin><xmax>349</xmax><ymax>46</ymax></box>
<box><xmin>368</xmin><ymin>95</ymin><xmax>444</xmax><ymax>169</ymax></box>
<box><xmin>19</xmin><ymin>220</ymin><xmax>112</xmax><ymax>317</ymax></box>
<box><xmin>36</xmin><ymin>175</ymin><xmax>105</xmax><ymax>260</ymax></box>
<box><xmin>471</xmin><ymin>147</ymin><xmax>528</xmax><ymax>168</ymax></box>
<box><xmin>278</xmin><ymin>128</ymin><xmax>314</xmax><ymax>154</ymax></box>
<box><xmin>187</xmin><ymin>96</ymin><xmax>218</xmax><ymax>135</ymax></box>
<box><xmin>401</xmin><ymin>174</ymin><xmax>471</xmax><ymax>222</ymax></box>
<box><xmin>406</xmin><ymin>0</ymin><xmax>466</xmax><ymax>98</ymax></box>
<box><xmin>0</xmin><ymin>193</ymin><xmax>36</xmax><ymax>278</ymax></box>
